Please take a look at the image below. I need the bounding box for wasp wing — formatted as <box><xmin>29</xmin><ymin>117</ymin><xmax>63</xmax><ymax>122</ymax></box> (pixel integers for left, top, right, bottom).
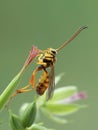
<box><xmin>46</xmin><ymin>64</ymin><xmax>55</xmax><ymax>100</ymax></box>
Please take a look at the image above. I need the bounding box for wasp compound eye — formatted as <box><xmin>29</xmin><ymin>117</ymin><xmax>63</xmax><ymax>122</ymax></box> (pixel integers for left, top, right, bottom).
<box><xmin>51</xmin><ymin>49</ymin><xmax>57</xmax><ymax>55</ymax></box>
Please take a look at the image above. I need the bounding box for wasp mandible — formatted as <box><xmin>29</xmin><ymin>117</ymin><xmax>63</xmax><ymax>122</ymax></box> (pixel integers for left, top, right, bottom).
<box><xmin>9</xmin><ymin>26</ymin><xmax>87</xmax><ymax>101</ymax></box>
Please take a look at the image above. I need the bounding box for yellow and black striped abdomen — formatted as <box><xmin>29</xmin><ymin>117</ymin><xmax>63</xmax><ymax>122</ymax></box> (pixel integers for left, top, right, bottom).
<box><xmin>36</xmin><ymin>71</ymin><xmax>49</xmax><ymax>95</ymax></box>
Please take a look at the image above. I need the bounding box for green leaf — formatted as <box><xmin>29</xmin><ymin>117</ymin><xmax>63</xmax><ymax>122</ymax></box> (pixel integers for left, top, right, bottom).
<box><xmin>45</xmin><ymin>103</ymin><xmax>80</xmax><ymax>116</ymax></box>
<box><xmin>0</xmin><ymin>73</ymin><xmax>22</xmax><ymax>110</ymax></box>
<box><xmin>9</xmin><ymin>110</ymin><xmax>24</xmax><ymax>130</ymax></box>
<box><xmin>49</xmin><ymin>86</ymin><xmax>77</xmax><ymax>102</ymax></box>
<box><xmin>21</xmin><ymin>101</ymin><xmax>36</xmax><ymax>128</ymax></box>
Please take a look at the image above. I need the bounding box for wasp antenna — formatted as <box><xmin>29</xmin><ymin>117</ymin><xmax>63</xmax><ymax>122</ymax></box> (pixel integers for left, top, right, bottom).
<box><xmin>56</xmin><ymin>25</ymin><xmax>88</xmax><ymax>52</ymax></box>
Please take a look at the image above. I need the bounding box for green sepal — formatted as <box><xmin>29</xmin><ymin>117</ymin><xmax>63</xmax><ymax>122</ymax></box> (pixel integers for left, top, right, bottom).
<box><xmin>55</xmin><ymin>73</ymin><xmax>64</xmax><ymax>85</ymax></box>
<box><xmin>41</xmin><ymin>107</ymin><xmax>67</xmax><ymax>124</ymax></box>
<box><xmin>28</xmin><ymin>123</ymin><xmax>54</xmax><ymax>130</ymax></box>
<box><xmin>45</xmin><ymin>103</ymin><xmax>80</xmax><ymax>116</ymax></box>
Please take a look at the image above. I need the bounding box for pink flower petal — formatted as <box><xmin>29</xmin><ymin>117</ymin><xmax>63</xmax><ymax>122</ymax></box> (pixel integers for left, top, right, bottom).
<box><xmin>57</xmin><ymin>92</ymin><xmax>87</xmax><ymax>104</ymax></box>
<box><xmin>25</xmin><ymin>45</ymin><xmax>40</xmax><ymax>66</ymax></box>
<box><xmin>28</xmin><ymin>45</ymin><xmax>40</xmax><ymax>64</ymax></box>
<box><xmin>20</xmin><ymin>45</ymin><xmax>40</xmax><ymax>73</ymax></box>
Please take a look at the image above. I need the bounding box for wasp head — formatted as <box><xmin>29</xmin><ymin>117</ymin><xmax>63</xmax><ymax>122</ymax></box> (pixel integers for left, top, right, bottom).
<box><xmin>48</xmin><ymin>48</ymin><xmax>57</xmax><ymax>56</ymax></box>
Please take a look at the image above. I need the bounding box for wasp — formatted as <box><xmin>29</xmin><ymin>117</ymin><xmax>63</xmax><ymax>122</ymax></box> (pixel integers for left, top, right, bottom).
<box><xmin>8</xmin><ymin>26</ymin><xmax>87</xmax><ymax>102</ymax></box>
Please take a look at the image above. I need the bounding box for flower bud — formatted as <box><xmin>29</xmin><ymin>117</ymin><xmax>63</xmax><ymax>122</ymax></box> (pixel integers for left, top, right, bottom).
<box><xmin>9</xmin><ymin>110</ymin><xmax>24</xmax><ymax>130</ymax></box>
<box><xmin>21</xmin><ymin>101</ymin><xmax>36</xmax><ymax>128</ymax></box>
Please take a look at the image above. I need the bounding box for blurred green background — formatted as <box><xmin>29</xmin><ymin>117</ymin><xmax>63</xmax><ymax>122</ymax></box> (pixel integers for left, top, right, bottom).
<box><xmin>0</xmin><ymin>0</ymin><xmax>97</xmax><ymax>130</ymax></box>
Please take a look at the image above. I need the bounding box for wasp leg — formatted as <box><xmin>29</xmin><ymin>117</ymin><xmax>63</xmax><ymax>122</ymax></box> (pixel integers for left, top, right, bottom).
<box><xmin>36</xmin><ymin>61</ymin><xmax>47</xmax><ymax>66</ymax></box>
<box><xmin>5</xmin><ymin>85</ymin><xmax>33</xmax><ymax>109</ymax></box>
<box><xmin>29</xmin><ymin>65</ymin><xmax>44</xmax><ymax>88</ymax></box>
<box><xmin>15</xmin><ymin>85</ymin><xmax>32</xmax><ymax>93</ymax></box>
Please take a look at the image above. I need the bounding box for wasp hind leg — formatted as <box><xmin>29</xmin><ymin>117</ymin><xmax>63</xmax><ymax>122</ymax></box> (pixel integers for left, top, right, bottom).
<box><xmin>29</xmin><ymin>65</ymin><xmax>44</xmax><ymax>89</ymax></box>
<box><xmin>5</xmin><ymin>85</ymin><xmax>33</xmax><ymax>109</ymax></box>
<box><xmin>11</xmin><ymin>65</ymin><xmax>44</xmax><ymax>97</ymax></box>
<box><xmin>6</xmin><ymin>66</ymin><xmax>44</xmax><ymax>109</ymax></box>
